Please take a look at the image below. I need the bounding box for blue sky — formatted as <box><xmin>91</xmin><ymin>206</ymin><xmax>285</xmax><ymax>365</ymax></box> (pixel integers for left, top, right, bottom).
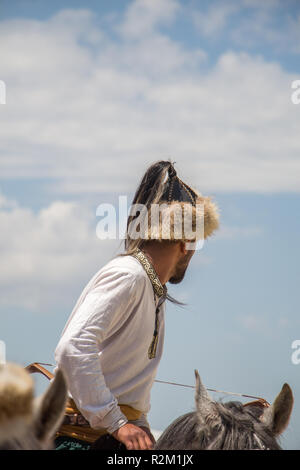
<box><xmin>0</xmin><ymin>0</ymin><xmax>300</xmax><ymax>449</ymax></box>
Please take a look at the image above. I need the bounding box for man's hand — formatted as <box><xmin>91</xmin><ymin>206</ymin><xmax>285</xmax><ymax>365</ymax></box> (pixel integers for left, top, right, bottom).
<box><xmin>140</xmin><ymin>426</ymin><xmax>156</xmax><ymax>447</ymax></box>
<box><xmin>112</xmin><ymin>423</ymin><xmax>154</xmax><ymax>450</ymax></box>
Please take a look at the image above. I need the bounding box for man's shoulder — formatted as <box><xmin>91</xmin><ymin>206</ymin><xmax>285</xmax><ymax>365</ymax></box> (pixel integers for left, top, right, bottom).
<box><xmin>98</xmin><ymin>254</ymin><xmax>146</xmax><ymax>282</ymax></box>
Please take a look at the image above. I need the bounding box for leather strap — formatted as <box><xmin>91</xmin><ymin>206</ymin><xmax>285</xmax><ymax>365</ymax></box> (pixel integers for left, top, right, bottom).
<box><xmin>25</xmin><ymin>362</ymin><xmax>54</xmax><ymax>381</ymax></box>
<box><xmin>243</xmin><ymin>398</ymin><xmax>270</xmax><ymax>409</ymax></box>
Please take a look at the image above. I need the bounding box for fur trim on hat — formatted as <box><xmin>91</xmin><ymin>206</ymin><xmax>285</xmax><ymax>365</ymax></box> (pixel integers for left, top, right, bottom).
<box><xmin>0</xmin><ymin>363</ymin><xmax>34</xmax><ymax>443</ymax></box>
<box><xmin>197</xmin><ymin>195</ymin><xmax>220</xmax><ymax>239</ymax></box>
<box><xmin>127</xmin><ymin>194</ymin><xmax>219</xmax><ymax>242</ymax></box>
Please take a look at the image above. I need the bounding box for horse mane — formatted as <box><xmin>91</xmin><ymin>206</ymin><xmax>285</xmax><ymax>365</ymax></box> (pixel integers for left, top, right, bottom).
<box><xmin>155</xmin><ymin>401</ymin><xmax>281</xmax><ymax>450</ymax></box>
<box><xmin>155</xmin><ymin>370</ymin><xmax>293</xmax><ymax>450</ymax></box>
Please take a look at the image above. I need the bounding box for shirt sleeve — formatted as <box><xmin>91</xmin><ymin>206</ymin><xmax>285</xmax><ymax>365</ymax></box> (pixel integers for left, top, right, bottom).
<box><xmin>54</xmin><ymin>267</ymin><xmax>143</xmax><ymax>434</ymax></box>
<box><xmin>129</xmin><ymin>413</ymin><xmax>150</xmax><ymax>430</ymax></box>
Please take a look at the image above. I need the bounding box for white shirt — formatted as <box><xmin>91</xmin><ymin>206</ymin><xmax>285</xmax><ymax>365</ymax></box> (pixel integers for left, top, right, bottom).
<box><xmin>54</xmin><ymin>253</ymin><xmax>166</xmax><ymax>434</ymax></box>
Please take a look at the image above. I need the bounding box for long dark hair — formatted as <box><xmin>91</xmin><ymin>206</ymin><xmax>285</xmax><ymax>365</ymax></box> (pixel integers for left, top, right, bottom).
<box><xmin>117</xmin><ymin>160</ymin><xmax>186</xmax><ymax>306</ymax></box>
<box><xmin>125</xmin><ymin>160</ymin><xmax>172</xmax><ymax>252</ymax></box>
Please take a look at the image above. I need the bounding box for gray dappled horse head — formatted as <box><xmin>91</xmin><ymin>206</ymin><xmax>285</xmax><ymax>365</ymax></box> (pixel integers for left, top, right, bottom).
<box><xmin>0</xmin><ymin>362</ymin><xmax>67</xmax><ymax>450</ymax></box>
<box><xmin>155</xmin><ymin>370</ymin><xmax>294</xmax><ymax>450</ymax></box>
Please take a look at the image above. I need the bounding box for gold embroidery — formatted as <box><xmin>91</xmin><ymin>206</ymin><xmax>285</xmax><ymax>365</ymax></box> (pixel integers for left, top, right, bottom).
<box><xmin>131</xmin><ymin>249</ymin><xmax>166</xmax><ymax>359</ymax></box>
<box><xmin>131</xmin><ymin>249</ymin><xmax>165</xmax><ymax>298</ymax></box>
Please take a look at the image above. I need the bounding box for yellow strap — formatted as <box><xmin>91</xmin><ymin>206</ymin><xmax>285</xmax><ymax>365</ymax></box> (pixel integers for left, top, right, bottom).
<box><xmin>120</xmin><ymin>404</ymin><xmax>142</xmax><ymax>421</ymax></box>
<box><xmin>57</xmin><ymin>400</ymin><xmax>142</xmax><ymax>443</ymax></box>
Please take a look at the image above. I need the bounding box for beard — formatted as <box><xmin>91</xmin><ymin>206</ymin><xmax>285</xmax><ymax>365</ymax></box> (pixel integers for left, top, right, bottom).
<box><xmin>168</xmin><ymin>251</ymin><xmax>194</xmax><ymax>284</ymax></box>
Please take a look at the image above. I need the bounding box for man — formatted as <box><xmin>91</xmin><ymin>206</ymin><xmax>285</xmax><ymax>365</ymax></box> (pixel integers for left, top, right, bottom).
<box><xmin>54</xmin><ymin>160</ymin><xmax>219</xmax><ymax>450</ymax></box>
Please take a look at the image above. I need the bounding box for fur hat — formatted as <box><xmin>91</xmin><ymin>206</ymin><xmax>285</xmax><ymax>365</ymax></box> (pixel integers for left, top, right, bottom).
<box><xmin>125</xmin><ymin>161</ymin><xmax>219</xmax><ymax>250</ymax></box>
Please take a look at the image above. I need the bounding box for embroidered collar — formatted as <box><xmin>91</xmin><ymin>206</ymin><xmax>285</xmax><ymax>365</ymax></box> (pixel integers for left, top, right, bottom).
<box><xmin>131</xmin><ymin>248</ymin><xmax>167</xmax><ymax>359</ymax></box>
<box><xmin>131</xmin><ymin>248</ymin><xmax>166</xmax><ymax>298</ymax></box>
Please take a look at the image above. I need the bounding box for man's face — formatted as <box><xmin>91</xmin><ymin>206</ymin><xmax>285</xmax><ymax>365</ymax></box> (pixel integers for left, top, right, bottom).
<box><xmin>168</xmin><ymin>248</ymin><xmax>195</xmax><ymax>284</ymax></box>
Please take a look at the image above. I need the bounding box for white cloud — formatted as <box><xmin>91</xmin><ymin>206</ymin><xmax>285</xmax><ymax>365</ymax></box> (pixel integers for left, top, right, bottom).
<box><xmin>239</xmin><ymin>314</ymin><xmax>267</xmax><ymax>331</ymax></box>
<box><xmin>0</xmin><ymin>194</ymin><xmax>120</xmax><ymax>312</ymax></box>
<box><xmin>239</xmin><ymin>313</ymin><xmax>290</xmax><ymax>332</ymax></box>
<box><xmin>193</xmin><ymin>2</ymin><xmax>239</xmax><ymax>37</ymax></box>
<box><xmin>0</xmin><ymin>5</ymin><xmax>299</xmax><ymax>195</ymax></box>
<box><xmin>192</xmin><ymin>0</ymin><xmax>300</xmax><ymax>55</ymax></box>
<box><xmin>118</xmin><ymin>0</ymin><xmax>181</xmax><ymax>38</ymax></box>
<box><xmin>217</xmin><ymin>225</ymin><xmax>263</xmax><ymax>240</ymax></box>
<box><xmin>231</xmin><ymin>8</ymin><xmax>300</xmax><ymax>54</ymax></box>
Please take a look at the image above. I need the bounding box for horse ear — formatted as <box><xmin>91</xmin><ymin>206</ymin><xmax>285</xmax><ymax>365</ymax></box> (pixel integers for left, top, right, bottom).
<box><xmin>261</xmin><ymin>383</ymin><xmax>294</xmax><ymax>435</ymax></box>
<box><xmin>194</xmin><ymin>369</ymin><xmax>213</xmax><ymax>420</ymax></box>
<box><xmin>33</xmin><ymin>369</ymin><xmax>67</xmax><ymax>443</ymax></box>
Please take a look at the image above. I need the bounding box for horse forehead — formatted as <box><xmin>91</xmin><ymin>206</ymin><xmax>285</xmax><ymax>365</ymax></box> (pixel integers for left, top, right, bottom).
<box><xmin>224</xmin><ymin>400</ymin><xmax>244</xmax><ymax>410</ymax></box>
<box><xmin>217</xmin><ymin>401</ymin><xmax>245</xmax><ymax>416</ymax></box>
<box><xmin>222</xmin><ymin>400</ymin><xmax>263</xmax><ymax>416</ymax></box>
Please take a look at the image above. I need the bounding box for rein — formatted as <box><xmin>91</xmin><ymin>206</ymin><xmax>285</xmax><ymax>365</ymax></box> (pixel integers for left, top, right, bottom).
<box><xmin>154</xmin><ymin>379</ymin><xmax>270</xmax><ymax>409</ymax></box>
<box><xmin>26</xmin><ymin>362</ymin><xmax>270</xmax><ymax>409</ymax></box>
